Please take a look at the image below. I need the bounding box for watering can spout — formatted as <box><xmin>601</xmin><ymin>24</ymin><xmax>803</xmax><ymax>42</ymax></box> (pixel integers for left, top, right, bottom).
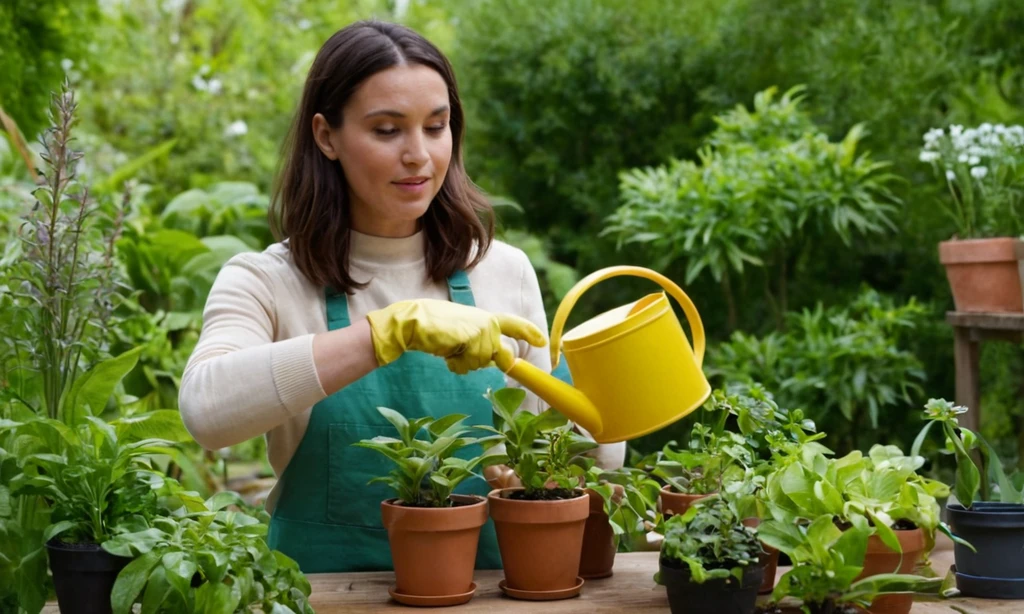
<box><xmin>497</xmin><ymin>355</ymin><xmax>604</xmax><ymax>438</ymax></box>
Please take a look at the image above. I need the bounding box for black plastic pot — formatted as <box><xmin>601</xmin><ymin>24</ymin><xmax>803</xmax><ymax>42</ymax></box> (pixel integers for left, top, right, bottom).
<box><xmin>46</xmin><ymin>539</ymin><xmax>132</xmax><ymax>614</ymax></box>
<box><xmin>659</xmin><ymin>559</ymin><xmax>763</xmax><ymax>614</ymax></box>
<box><xmin>947</xmin><ymin>502</ymin><xmax>1024</xmax><ymax>598</ymax></box>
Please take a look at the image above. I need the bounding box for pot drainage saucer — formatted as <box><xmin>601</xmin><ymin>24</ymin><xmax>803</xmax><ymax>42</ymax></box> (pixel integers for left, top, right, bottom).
<box><xmin>498</xmin><ymin>576</ymin><xmax>584</xmax><ymax>601</ymax></box>
<box><xmin>388</xmin><ymin>582</ymin><xmax>477</xmax><ymax>607</ymax></box>
<box><xmin>953</xmin><ymin>565</ymin><xmax>1024</xmax><ymax>600</ymax></box>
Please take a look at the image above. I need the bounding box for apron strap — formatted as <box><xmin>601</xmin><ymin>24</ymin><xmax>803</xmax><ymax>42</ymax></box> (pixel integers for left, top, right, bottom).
<box><xmin>446</xmin><ymin>270</ymin><xmax>475</xmax><ymax>307</ymax></box>
<box><xmin>324</xmin><ymin>271</ymin><xmax>474</xmax><ymax>330</ymax></box>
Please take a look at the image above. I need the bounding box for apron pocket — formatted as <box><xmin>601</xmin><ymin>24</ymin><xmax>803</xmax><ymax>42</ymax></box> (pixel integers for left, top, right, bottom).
<box><xmin>327</xmin><ymin>422</ymin><xmax>396</xmax><ymax>527</ymax></box>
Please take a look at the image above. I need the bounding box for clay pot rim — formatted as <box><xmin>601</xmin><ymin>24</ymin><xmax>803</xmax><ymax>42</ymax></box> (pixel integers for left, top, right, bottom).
<box><xmin>939</xmin><ymin>236</ymin><xmax>1023</xmax><ymax>263</ymax></box>
<box><xmin>381</xmin><ymin>494</ymin><xmax>488</xmax><ymax>532</ymax></box>
<box><xmin>864</xmin><ymin>526</ymin><xmax>926</xmax><ymax>555</ymax></box>
<box><xmin>487</xmin><ymin>487</ymin><xmax>590</xmax><ymax>524</ymax></box>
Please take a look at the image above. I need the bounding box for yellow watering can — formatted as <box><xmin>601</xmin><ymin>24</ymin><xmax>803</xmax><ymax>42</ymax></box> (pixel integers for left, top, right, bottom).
<box><xmin>497</xmin><ymin>266</ymin><xmax>711</xmax><ymax>443</ymax></box>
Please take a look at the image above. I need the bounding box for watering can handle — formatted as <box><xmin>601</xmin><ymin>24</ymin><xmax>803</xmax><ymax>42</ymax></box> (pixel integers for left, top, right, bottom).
<box><xmin>549</xmin><ymin>266</ymin><xmax>706</xmax><ymax>369</ymax></box>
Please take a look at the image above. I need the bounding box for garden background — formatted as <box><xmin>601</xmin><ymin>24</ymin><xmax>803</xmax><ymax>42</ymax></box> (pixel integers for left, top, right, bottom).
<box><xmin>2</xmin><ymin>0</ymin><xmax>1024</xmax><ymax>560</ymax></box>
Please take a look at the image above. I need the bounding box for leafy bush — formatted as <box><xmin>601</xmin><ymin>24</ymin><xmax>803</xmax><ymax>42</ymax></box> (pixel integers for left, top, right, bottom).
<box><xmin>605</xmin><ymin>87</ymin><xmax>898</xmax><ymax>329</ymax></box>
<box><xmin>453</xmin><ymin>0</ymin><xmax>714</xmax><ymax>262</ymax></box>
<box><xmin>708</xmin><ymin>288</ymin><xmax>928</xmax><ymax>448</ymax></box>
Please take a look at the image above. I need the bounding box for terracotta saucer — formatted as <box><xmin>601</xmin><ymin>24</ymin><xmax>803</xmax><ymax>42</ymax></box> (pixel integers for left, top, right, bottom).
<box><xmin>498</xmin><ymin>576</ymin><xmax>585</xmax><ymax>601</ymax></box>
<box><xmin>388</xmin><ymin>583</ymin><xmax>477</xmax><ymax>607</ymax></box>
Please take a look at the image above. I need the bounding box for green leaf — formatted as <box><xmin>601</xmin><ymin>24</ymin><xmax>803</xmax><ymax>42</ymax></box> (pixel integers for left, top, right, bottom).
<box><xmin>194</xmin><ymin>581</ymin><xmax>239</xmax><ymax>614</ymax></box>
<box><xmin>63</xmin><ymin>347</ymin><xmax>144</xmax><ymax>425</ymax></box>
<box><xmin>376</xmin><ymin>407</ymin><xmax>410</xmax><ymax>440</ymax></box>
<box><xmin>111</xmin><ymin>550</ymin><xmax>161</xmax><ymax>614</ymax></box>
<box><xmin>43</xmin><ymin>520</ymin><xmax>79</xmax><ymax>542</ymax></box>
<box><xmin>113</xmin><ymin>410</ymin><xmax>192</xmax><ymax>444</ymax></box>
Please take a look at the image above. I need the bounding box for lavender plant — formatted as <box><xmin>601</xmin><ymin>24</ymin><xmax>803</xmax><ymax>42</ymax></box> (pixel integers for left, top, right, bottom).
<box><xmin>0</xmin><ymin>79</ymin><xmax>130</xmax><ymax>422</ymax></box>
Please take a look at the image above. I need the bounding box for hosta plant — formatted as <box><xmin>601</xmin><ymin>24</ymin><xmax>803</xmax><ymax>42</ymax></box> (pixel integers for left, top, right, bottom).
<box><xmin>759</xmin><ymin>515</ymin><xmax>942</xmax><ymax>614</ymax></box>
<box><xmin>480</xmin><ymin>388</ymin><xmax>598</xmax><ymax>499</ymax></box>
<box><xmin>103</xmin><ymin>487</ymin><xmax>312</xmax><ymax>614</ymax></box>
<box><xmin>353</xmin><ymin>407</ymin><xmax>493</xmax><ymax>507</ymax></box>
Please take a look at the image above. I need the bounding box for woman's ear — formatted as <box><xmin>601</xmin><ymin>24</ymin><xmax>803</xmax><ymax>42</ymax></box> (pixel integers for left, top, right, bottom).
<box><xmin>312</xmin><ymin>113</ymin><xmax>339</xmax><ymax>160</ymax></box>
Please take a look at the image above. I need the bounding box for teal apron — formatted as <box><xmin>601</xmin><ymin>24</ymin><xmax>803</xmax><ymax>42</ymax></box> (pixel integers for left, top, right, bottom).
<box><xmin>267</xmin><ymin>271</ymin><xmax>508</xmax><ymax>573</ymax></box>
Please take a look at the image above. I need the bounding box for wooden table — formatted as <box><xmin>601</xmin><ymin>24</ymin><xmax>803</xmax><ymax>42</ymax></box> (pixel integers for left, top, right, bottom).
<box><xmin>947</xmin><ymin>312</ymin><xmax>1024</xmax><ymax>434</ymax></box>
<box><xmin>41</xmin><ymin>547</ymin><xmax>1018</xmax><ymax>612</ymax></box>
<box><xmin>301</xmin><ymin>549</ymin><xmax>1015</xmax><ymax>613</ymax></box>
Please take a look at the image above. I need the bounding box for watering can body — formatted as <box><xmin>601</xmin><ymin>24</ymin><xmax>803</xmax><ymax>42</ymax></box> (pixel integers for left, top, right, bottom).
<box><xmin>498</xmin><ymin>266</ymin><xmax>711</xmax><ymax>443</ymax></box>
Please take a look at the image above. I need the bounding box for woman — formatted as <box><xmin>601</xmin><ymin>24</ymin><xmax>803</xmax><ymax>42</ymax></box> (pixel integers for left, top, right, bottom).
<box><xmin>179</xmin><ymin>20</ymin><xmax>625</xmax><ymax>574</ymax></box>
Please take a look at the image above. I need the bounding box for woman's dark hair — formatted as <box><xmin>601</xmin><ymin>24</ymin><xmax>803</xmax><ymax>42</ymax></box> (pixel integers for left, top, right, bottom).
<box><xmin>270</xmin><ymin>20</ymin><xmax>493</xmax><ymax>294</ymax></box>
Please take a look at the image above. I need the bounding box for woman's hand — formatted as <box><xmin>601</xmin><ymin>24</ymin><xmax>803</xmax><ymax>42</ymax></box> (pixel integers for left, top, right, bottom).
<box><xmin>366</xmin><ymin>299</ymin><xmax>547</xmax><ymax>374</ymax></box>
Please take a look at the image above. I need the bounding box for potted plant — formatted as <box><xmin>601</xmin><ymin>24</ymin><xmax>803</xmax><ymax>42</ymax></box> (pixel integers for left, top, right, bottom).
<box><xmin>760</xmin><ymin>514</ymin><xmax>942</xmax><ymax>614</ymax></box>
<box><xmin>762</xmin><ymin>441</ymin><xmax>959</xmax><ymax>614</ymax></box>
<box><xmin>913</xmin><ymin>398</ymin><xmax>1024</xmax><ymax>598</ymax></box>
<box><xmin>656</xmin><ymin>495</ymin><xmax>764</xmax><ymax>614</ymax></box>
<box><xmin>919</xmin><ymin>123</ymin><xmax>1024</xmax><ymax>312</ymax></box>
<box><xmin>352</xmin><ymin>407</ymin><xmax>493</xmax><ymax>606</ymax></box>
<box><xmin>652</xmin><ymin>428</ymin><xmax>753</xmax><ymax>517</ymax></box>
<box><xmin>103</xmin><ymin>484</ymin><xmax>313</xmax><ymax>613</ymax></box>
<box><xmin>5</xmin><ymin>403</ymin><xmax>191</xmax><ymax>614</ymax></box>
<box><xmin>481</xmin><ymin>388</ymin><xmax>597</xmax><ymax>600</ymax></box>
<box><xmin>579</xmin><ymin>465</ymin><xmax>661</xmax><ymax>579</ymax></box>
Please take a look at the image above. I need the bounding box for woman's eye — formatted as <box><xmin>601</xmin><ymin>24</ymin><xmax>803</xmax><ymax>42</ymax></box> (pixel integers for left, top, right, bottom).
<box><xmin>374</xmin><ymin>127</ymin><xmax>399</xmax><ymax>136</ymax></box>
<box><xmin>426</xmin><ymin>123</ymin><xmax>448</xmax><ymax>134</ymax></box>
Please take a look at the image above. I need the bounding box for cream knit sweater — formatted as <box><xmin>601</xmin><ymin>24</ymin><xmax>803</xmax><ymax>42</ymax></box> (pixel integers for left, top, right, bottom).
<box><xmin>179</xmin><ymin>230</ymin><xmax>626</xmax><ymax>511</ymax></box>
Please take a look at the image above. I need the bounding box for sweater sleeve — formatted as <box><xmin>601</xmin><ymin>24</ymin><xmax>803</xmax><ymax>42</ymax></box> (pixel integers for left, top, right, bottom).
<box><xmin>178</xmin><ymin>253</ymin><xmax>327</xmax><ymax>450</ymax></box>
<box><xmin>508</xmin><ymin>250</ymin><xmax>626</xmax><ymax>471</ymax></box>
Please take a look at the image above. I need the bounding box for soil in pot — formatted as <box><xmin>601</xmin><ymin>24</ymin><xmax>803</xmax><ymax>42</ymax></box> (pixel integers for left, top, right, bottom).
<box><xmin>939</xmin><ymin>238</ymin><xmax>1024</xmax><ymax>313</ymax></box>
<box><xmin>947</xmin><ymin>502</ymin><xmax>1024</xmax><ymax>588</ymax></box>
<box><xmin>659</xmin><ymin>557</ymin><xmax>763</xmax><ymax>614</ymax></box>
<box><xmin>382</xmin><ymin>494</ymin><xmax>488</xmax><ymax>603</ymax></box>
<box><xmin>854</xmin><ymin>525</ymin><xmax>926</xmax><ymax>614</ymax></box>
<box><xmin>488</xmin><ymin>487</ymin><xmax>589</xmax><ymax>596</ymax></box>
<box><xmin>579</xmin><ymin>488</ymin><xmax>616</xmax><ymax>579</ymax></box>
<box><xmin>660</xmin><ymin>485</ymin><xmax>713</xmax><ymax>518</ymax></box>
<box><xmin>46</xmin><ymin>539</ymin><xmax>132</xmax><ymax>614</ymax></box>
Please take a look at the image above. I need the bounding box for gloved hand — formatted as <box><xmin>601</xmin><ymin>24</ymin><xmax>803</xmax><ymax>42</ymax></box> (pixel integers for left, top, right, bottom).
<box><xmin>366</xmin><ymin>299</ymin><xmax>547</xmax><ymax>375</ymax></box>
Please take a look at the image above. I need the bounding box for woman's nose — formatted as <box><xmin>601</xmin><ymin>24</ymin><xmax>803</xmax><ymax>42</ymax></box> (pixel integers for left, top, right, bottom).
<box><xmin>401</xmin><ymin>133</ymin><xmax>429</xmax><ymax>167</ymax></box>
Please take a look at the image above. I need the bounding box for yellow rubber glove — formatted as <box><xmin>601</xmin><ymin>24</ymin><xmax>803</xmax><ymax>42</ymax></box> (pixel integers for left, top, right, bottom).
<box><xmin>366</xmin><ymin>299</ymin><xmax>547</xmax><ymax>375</ymax></box>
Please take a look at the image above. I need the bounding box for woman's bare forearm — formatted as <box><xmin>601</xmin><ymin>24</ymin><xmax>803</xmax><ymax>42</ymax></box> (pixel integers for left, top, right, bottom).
<box><xmin>312</xmin><ymin>318</ymin><xmax>379</xmax><ymax>396</ymax></box>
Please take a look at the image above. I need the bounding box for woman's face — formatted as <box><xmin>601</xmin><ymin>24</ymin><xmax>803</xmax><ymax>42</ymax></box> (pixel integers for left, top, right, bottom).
<box><xmin>312</xmin><ymin>63</ymin><xmax>453</xmax><ymax>238</ymax></box>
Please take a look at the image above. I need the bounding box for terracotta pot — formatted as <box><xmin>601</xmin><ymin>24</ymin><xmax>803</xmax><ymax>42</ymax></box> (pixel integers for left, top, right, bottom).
<box><xmin>855</xmin><ymin>528</ymin><xmax>926</xmax><ymax>614</ymax></box>
<box><xmin>488</xmin><ymin>488</ymin><xmax>589</xmax><ymax>593</ymax></box>
<box><xmin>660</xmin><ymin>485</ymin><xmax>713</xmax><ymax>517</ymax></box>
<box><xmin>741</xmin><ymin>517</ymin><xmax>780</xmax><ymax>595</ymax></box>
<box><xmin>939</xmin><ymin>238</ymin><xmax>1024</xmax><ymax>313</ymax></box>
<box><xmin>579</xmin><ymin>488</ymin><xmax>617</xmax><ymax>579</ymax></box>
<box><xmin>381</xmin><ymin>495</ymin><xmax>487</xmax><ymax>598</ymax></box>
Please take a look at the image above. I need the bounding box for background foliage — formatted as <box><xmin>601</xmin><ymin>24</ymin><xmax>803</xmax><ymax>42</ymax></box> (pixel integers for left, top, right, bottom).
<box><xmin>3</xmin><ymin>0</ymin><xmax>1024</xmax><ymax>522</ymax></box>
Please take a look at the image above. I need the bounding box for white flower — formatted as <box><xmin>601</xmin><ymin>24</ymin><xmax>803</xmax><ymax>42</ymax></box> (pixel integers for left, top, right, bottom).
<box><xmin>170</xmin><ymin>32</ymin><xmax>180</xmax><ymax>45</ymax></box>
<box><xmin>980</xmin><ymin>122</ymin><xmax>993</xmax><ymax>132</ymax></box>
<box><xmin>298</xmin><ymin>18</ymin><xmax>312</xmax><ymax>30</ymax></box>
<box><xmin>919</xmin><ymin>151</ymin><xmax>940</xmax><ymax>163</ymax></box>
<box><xmin>224</xmin><ymin>120</ymin><xmax>248</xmax><ymax>138</ymax></box>
<box><xmin>191</xmin><ymin>75</ymin><xmax>208</xmax><ymax>91</ymax></box>
<box><xmin>199</xmin><ymin>64</ymin><xmax>211</xmax><ymax>76</ymax></box>
<box><xmin>924</xmin><ymin>128</ymin><xmax>944</xmax><ymax>143</ymax></box>
<box><xmin>970</xmin><ymin>166</ymin><xmax>988</xmax><ymax>179</ymax></box>
<box><xmin>958</xmin><ymin>153</ymin><xmax>969</xmax><ymax>163</ymax></box>
<box><xmin>950</xmin><ymin>124</ymin><xmax>964</xmax><ymax>137</ymax></box>
<box><xmin>968</xmin><ymin>155</ymin><xmax>980</xmax><ymax>165</ymax></box>
<box><xmin>946</xmin><ymin>169</ymin><xmax>956</xmax><ymax>181</ymax></box>
<box><xmin>207</xmin><ymin>78</ymin><xmax>223</xmax><ymax>95</ymax></box>
<box><xmin>61</xmin><ymin>58</ymin><xmax>74</xmax><ymax>71</ymax></box>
